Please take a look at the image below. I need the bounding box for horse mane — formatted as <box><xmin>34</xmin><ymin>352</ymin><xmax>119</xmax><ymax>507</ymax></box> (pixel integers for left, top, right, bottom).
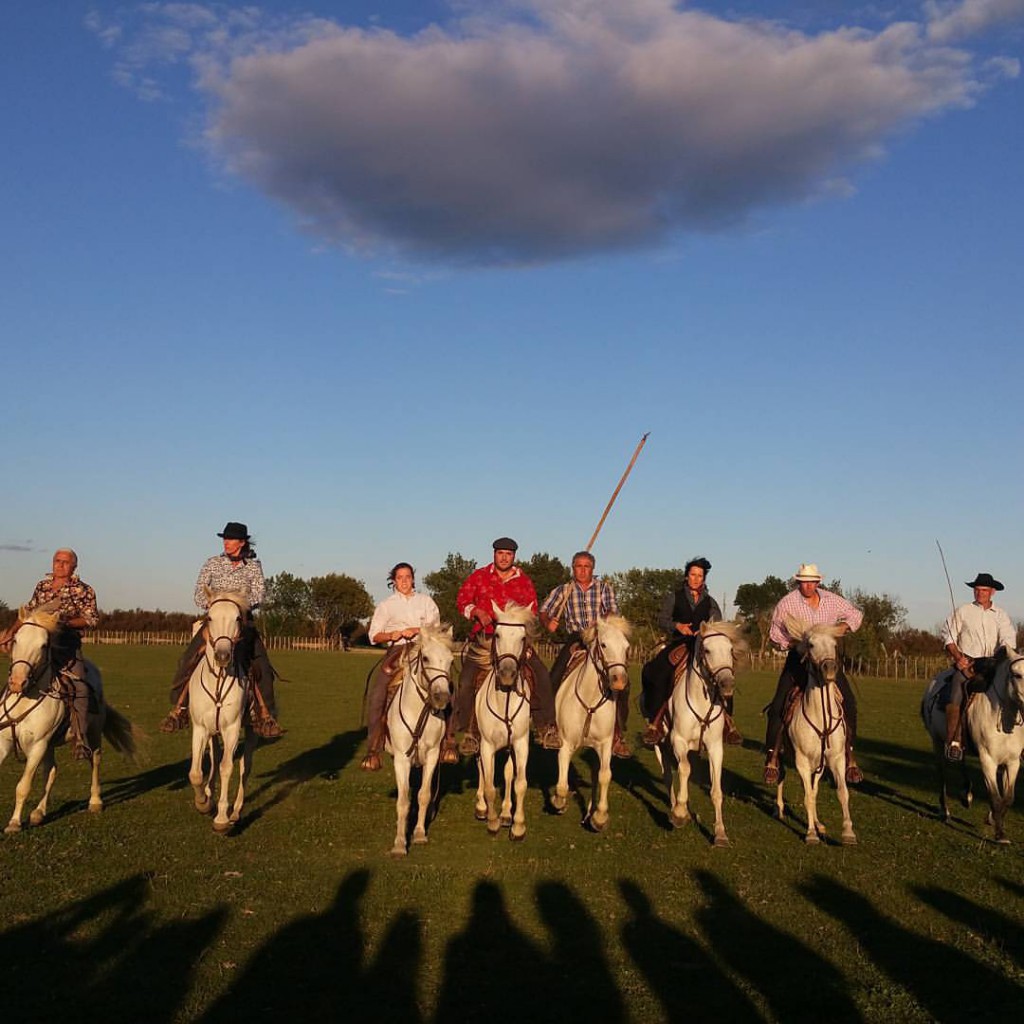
<box><xmin>20</xmin><ymin>604</ymin><xmax>60</xmax><ymax>634</ymax></box>
<box><xmin>497</xmin><ymin>602</ymin><xmax>539</xmax><ymax>641</ymax></box>
<box><xmin>598</xmin><ymin>615</ymin><xmax>632</xmax><ymax>639</ymax></box>
<box><xmin>418</xmin><ymin>623</ymin><xmax>455</xmax><ymax>652</ymax></box>
<box><xmin>702</xmin><ymin>619</ymin><xmax>750</xmax><ymax>662</ymax></box>
<box><xmin>206</xmin><ymin>589</ymin><xmax>251</xmax><ymax>615</ymax></box>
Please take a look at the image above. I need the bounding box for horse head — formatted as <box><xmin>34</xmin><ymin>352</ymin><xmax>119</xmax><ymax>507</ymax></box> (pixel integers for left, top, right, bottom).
<box><xmin>203</xmin><ymin>587</ymin><xmax>249</xmax><ymax>668</ymax></box>
<box><xmin>8</xmin><ymin>603</ymin><xmax>61</xmax><ymax>693</ymax></box>
<box><xmin>787</xmin><ymin>615</ymin><xmax>844</xmax><ymax>684</ymax></box>
<box><xmin>697</xmin><ymin>620</ymin><xmax>745</xmax><ymax>698</ymax></box>
<box><xmin>491</xmin><ymin>601</ymin><xmax>534</xmax><ymax>690</ymax></box>
<box><xmin>415</xmin><ymin>624</ymin><xmax>455</xmax><ymax>711</ymax></box>
<box><xmin>585</xmin><ymin>615</ymin><xmax>631</xmax><ymax>693</ymax></box>
<box><xmin>1005</xmin><ymin>648</ymin><xmax>1024</xmax><ymax>716</ymax></box>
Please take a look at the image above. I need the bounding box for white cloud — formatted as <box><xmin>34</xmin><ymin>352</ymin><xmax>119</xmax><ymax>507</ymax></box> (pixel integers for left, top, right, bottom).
<box><xmin>925</xmin><ymin>0</ymin><xmax>1024</xmax><ymax>43</ymax></box>
<box><xmin>91</xmin><ymin>0</ymin><xmax>1023</xmax><ymax>265</ymax></box>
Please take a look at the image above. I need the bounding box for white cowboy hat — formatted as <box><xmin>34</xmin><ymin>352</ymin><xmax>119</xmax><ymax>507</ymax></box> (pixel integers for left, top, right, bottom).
<box><xmin>793</xmin><ymin>563</ymin><xmax>823</xmax><ymax>582</ymax></box>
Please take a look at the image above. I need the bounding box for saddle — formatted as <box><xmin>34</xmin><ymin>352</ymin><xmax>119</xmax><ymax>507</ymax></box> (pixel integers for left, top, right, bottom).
<box><xmin>563</xmin><ymin>645</ymin><xmax>588</xmax><ymax>679</ymax></box>
<box><xmin>471</xmin><ymin>660</ymin><xmax>536</xmax><ymax>698</ymax></box>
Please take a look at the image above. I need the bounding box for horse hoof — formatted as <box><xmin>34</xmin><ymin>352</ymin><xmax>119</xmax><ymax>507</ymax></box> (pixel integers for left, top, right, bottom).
<box><xmin>713</xmin><ymin>835</ymin><xmax>731</xmax><ymax>848</ymax></box>
<box><xmin>474</xmin><ymin>808</ymin><xmax>488</xmax><ymax>822</ymax></box>
<box><xmin>551</xmin><ymin>794</ymin><xmax>566</xmax><ymax>812</ymax></box>
<box><xmin>804</xmin><ymin>833</ymin><xmax>820</xmax><ymax>845</ymax></box>
<box><xmin>3</xmin><ymin>822</ymin><xmax>21</xmax><ymax>835</ymax></box>
<box><xmin>510</xmin><ymin>829</ymin><xmax>526</xmax><ymax>842</ymax></box>
<box><xmin>590</xmin><ymin>816</ymin><xmax>608</xmax><ymax>833</ymax></box>
<box><xmin>841</xmin><ymin>833</ymin><xmax>858</xmax><ymax>846</ymax></box>
<box><xmin>412</xmin><ymin>833</ymin><xmax>428</xmax><ymax>846</ymax></box>
<box><xmin>499</xmin><ymin>814</ymin><xmax>512</xmax><ymax>827</ymax></box>
<box><xmin>194</xmin><ymin>797</ymin><xmax>211</xmax><ymax>814</ymax></box>
<box><xmin>487</xmin><ymin>823</ymin><xmax>502</xmax><ymax>836</ymax></box>
<box><xmin>212</xmin><ymin>820</ymin><xmax>233</xmax><ymax>834</ymax></box>
<box><xmin>995</xmin><ymin>836</ymin><xmax>1011</xmax><ymax>846</ymax></box>
<box><xmin>669</xmin><ymin>811</ymin><xmax>690</xmax><ymax>829</ymax></box>
<box><xmin>390</xmin><ymin>847</ymin><xmax>408</xmax><ymax>858</ymax></box>
<box><xmin>772</xmin><ymin>805</ymin><xmax>785</xmax><ymax>821</ymax></box>
<box><xmin>29</xmin><ymin>811</ymin><xmax>45</xmax><ymax>826</ymax></box>
<box><xmin>88</xmin><ymin>802</ymin><xmax>103</xmax><ymax>814</ymax></box>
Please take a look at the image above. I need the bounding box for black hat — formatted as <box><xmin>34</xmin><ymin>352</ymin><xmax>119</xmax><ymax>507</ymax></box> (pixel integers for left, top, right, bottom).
<box><xmin>965</xmin><ymin>572</ymin><xmax>1003</xmax><ymax>591</ymax></box>
<box><xmin>492</xmin><ymin>537</ymin><xmax>518</xmax><ymax>552</ymax></box>
<box><xmin>218</xmin><ymin>522</ymin><xmax>251</xmax><ymax>541</ymax></box>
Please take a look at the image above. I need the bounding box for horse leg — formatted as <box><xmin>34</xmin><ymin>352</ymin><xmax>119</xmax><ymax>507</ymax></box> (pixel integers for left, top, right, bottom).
<box><xmin>795</xmin><ymin>754</ymin><xmax>820</xmax><ymax>844</ymax></box>
<box><xmin>7</xmin><ymin>742</ymin><xmax>46</xmax><ymax>834</ymax></box>
<box><xmin>978</xmin><ymin>751</ymin><xmax>1007</xmax><ymax>843</ymax></box>
<box><xmin>480</xmin><ymin>743</ymin><xmax>501</xmax><ymax>834</ymax></box>
<box><xmin>669</xmin><ymin>737</ymin><xmax>692</xmax><ymax>828</ymax></box>
<box><xmin>829</xmin><ymin>747</ymin><xmax>857</xmax><ymax>845</ymax></box>
<box><xmin>212</xmin><ymin>724</ymin><xmax>240</xmax><ymax>832</ymax></box>
<box><xmin>552</xmin><ymin>738</ymin><xmax>573</xmax><ymax>814</ymax></box>
<box><xmin>500</xmin><ymin>753</ymin><xmax>514</xmax><ymax>827</ymax></box>
<box><xmin>707</xmin><ymin>737</ymin><xmax>729</xmax><ymax>848</ymax></box>
<box><xmin>509</xmin><ymin>734</ymin><xmax>529</xmax><ymax>841</ymax></box>
<box><xmin>412</xmin><ymin>747</ymin><xmax>439</xmax><ymax>846</ymax></box>
<box><xmin>87</xmin><ymin>744</ymin><xmax>103</xmax><ymax>813</ymax></box>
<box><xmin>29</xmin><ymin>745</ymin><xmax>58</xmax><ymax>827</ymax></box>
<box><xmin>392</xmin><ymin>753</ymin><xmax>412</xmax><ymax>857</ymax></box>
<box><xmin>229</xmin><ymin>728</ymin><xmax>256</xmax><ymax>824</ymax></box>
<box><xmin>189</xmin><ymin>726</ymin><xmax>212</xmax><ymax>814</ymax></box>
<box><xmin>590</xmin><ymin>739</ymin><xmax>612</xmax><ymax>832</ymax></box>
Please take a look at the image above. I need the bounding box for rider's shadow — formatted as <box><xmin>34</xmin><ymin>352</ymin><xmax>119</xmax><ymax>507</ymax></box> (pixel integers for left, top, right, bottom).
<box><xmin>0</xmin><ymin>874</ymin><xmax>227</xmax><ymax>1024</ymax></box>
<box><xmin>803</xmin><ymin>874</ymin><xmax>1024</xmax><ymax>1021</ymax></box>
<box><xmin>618</xmin><ymin>878</ymin><xmax>761</xmax><ymax>1023</ymax></box>
<box><xmin>695</xmin><ymin>870</ymin><xmax>862</xmax><ymax>1023</ymax></box>
<box><xmin>912</xmin><ymin>884</ymin><xmax>1024</xmax><ymax>970</ymax></box>
<box><xmin>201</xmin><ymin>868</ymin><xmax>423</xmax><ymax>1022</ymax></box>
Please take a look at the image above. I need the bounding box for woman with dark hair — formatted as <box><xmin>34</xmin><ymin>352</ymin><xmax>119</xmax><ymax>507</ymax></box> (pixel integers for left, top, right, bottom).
<box><xmin>160</xmin><ymin>521</ymin><xmax>281</xmax><ymax>738</ymax></box>
<box><xmin>361</xmin><ymin>563</ymin><xmax>442</xmax><ymax>772</ymax></box>
<box><xmin>640</xmin><ymin>556</ymin><xmax>736</xmax><ymax>747</ymax></box>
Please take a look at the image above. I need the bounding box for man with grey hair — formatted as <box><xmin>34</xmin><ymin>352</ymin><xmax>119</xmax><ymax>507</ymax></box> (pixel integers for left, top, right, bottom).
<box><xmin>0</xmin><ymin>549</ymin><xmax>100</xmax><ymax>760</ymax></box>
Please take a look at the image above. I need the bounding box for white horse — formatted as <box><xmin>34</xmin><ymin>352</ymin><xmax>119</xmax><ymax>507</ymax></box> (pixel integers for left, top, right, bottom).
<box><xmin>1</xmin><ymin>604</ymin><xmax>137</xmax><ymax>833</ymax></box>
<box><xmin>773</xmin><ymin>617</ymin><xmax>856</xmax><ymax>845</ymax></box>
<box><xmin>472</xmin><ymin>602</ymin><xmax>535</xmax><ymax>840</ymax></box>
<box><xmin>187</xmin><ymin>588</ymin><xmax>257</xmax><ymax>833</ymax></box>
<box><xmin>921</xmin><ymin>651</ymin><xmax>1024</xmax><ymax>843</ymax></box>
<box><xmin>385</xmin><ymin>624</ymin><xmax>456</xmax><ymax>857</ymax></box>
<box><xmin>552</xmin><ymin>616</ymin><xmax>631</xmax><ymax>831</ymax></box>
<box><xmin>655</xmin><ymin>621</ymin><xmax>744</xmax><ymax>847</ymax></box>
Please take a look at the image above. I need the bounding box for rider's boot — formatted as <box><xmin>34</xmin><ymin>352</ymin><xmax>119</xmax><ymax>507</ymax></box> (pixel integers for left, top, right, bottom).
<box><xmin>845</xmin><ymin>743</ymin><xmax>864</xmax><ymax>784</ymax></box>
<box><xmin>250</xmin><ymin>686</ymin><xmax>284</xmax><ymax>739</ymax></box>
<box><xmin>763</xmin><ymin>711</ymin><xmax>785</xmax><ymax>785</ymax></box>
<box><xmin>160</xmin><ymin>692</ymin><xmax>191</xmax><ymax>733</ymax></box>
<box><xmin>642</xmin><ymin>702</ymin><xmax>669</xmax><ymax>748</ymax></box>
<box><xmin>612</xmin><ymin>696</ymin><xmax>632</xmax><ymax>758</ymax></box>
<box><xmin>723</xmin><ymin>711</ymin><xmax>744</xmax><ymax>746</ymax></box>
<box><xmin>944</xmin><ymin>705</ymin><xmax>964</xmax><ymax>762</ymax></box>
<box><xmin>458</xmin><ymin>705</ymin><xmax>480</xmax><ymax>757</ymax></box>
<box><xmin>361</xmin><ymin>722</ymin><xmax>384</xmax><ymax>771</ymax></box>
<box><xmin>440</xmin><ymin>708</ymin><xmax>459</xmax><ymax>764</ymax></box>
<box><xmin>535</xmin><ymin>721</ymin><xmax>562</xmax><ymax>750</ymax></box>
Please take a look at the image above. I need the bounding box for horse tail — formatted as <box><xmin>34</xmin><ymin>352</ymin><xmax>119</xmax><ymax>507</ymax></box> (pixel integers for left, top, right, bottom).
<box><xmin>102</xmin><ymin>704</ymin><xmax>145</xmax><ymax>765</ymax></box>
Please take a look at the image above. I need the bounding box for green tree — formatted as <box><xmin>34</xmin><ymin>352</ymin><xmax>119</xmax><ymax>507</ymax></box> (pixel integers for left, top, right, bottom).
<box><xmin>734</xmin><ymin>575</ymin><xmax>789</xmax><ymax>654</ymax></box>
<box><xmin>424</xmin><ymin>552</ymin><xmax>477</xmax><ymax>639</ymax></box>
<box><xmin>308</xmin><ymin>574</ymin><xmax>374</xmax><ymax>640</ymax></box>
<box><xmin>844</xmin><ymin>589</ymin><xmax>907</xmax><ymax>660</ymax></box>
<box><xmin>522</xmin><ymin>552</ymin><xmax>569</xmax><ymax>607</ymax></box>
<box><xmin>260</xmin><ymin>571</ymin><xmax>313</xmax><ymax>637</ymax></box>
<box><xmin>0</xmin><ymin>598</ymin><xmax>15</xmax><ymax>630</ymax></box>
<box><xmin>605</xmin><ymin>567</ymin><xmax>685</xmax><ymax>647</ymax></box>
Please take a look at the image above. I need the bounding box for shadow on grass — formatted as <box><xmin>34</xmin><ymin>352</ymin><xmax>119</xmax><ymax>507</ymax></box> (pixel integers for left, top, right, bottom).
<box><xmin>913</xmin><ymin>884</ymin><xmax>1024</xmax><ymax>970</ymax></box>
<box><xmin>0</xmin><ymin>874</ymin><xmax>226</xmax><ymax>1024</ymax></box>
<box><xmin>802</xmin><ymin>874</ymin><xmax>1024</xmax><ymax>1022</ymax></box>
<box><xmin>201</xmin><ymin>868</ymin><xmax>423</xmax><ymax>1021</ymax></box>
<box><xmin>619</xmin><ymin>879</ymin><xmax>760</xmax><ymax>1022</ymax></box>
<box><xmin>695</xmin><ymin>870</ymin><xmax>863</xmax><ymax>1022</ymax></box>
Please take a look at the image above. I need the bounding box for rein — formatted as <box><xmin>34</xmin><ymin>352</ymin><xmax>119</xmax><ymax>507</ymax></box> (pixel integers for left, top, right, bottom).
<box><xmin>681</xmin><ymin>637</ymin><xmax>730</xmax><ymax>751</ymax></box>
<box><xmin>569</xmin><ymin>632</ymin><xmax>628</xmax><ymax>743</ymax></box>
<box><xmin>396</xmin><ymin>647</ymin><xmax>453</xmax><ymax>758</ymax></box>
<box><xmin>196</xmin><ymin>601</ymin><xmax>248</xmax><ymax>736</ymax></box>
<box><xmin>799</xmin><ymin>652</ymin><xmax>845</xmax><ymax>778</ymax></box>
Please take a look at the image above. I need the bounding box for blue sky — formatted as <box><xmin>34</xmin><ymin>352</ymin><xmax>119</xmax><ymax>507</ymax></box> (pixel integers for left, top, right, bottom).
<box><xmin>3</xmin><ymin>0</ymin><xmax>1022</xmax><ymax>629</ymax></box>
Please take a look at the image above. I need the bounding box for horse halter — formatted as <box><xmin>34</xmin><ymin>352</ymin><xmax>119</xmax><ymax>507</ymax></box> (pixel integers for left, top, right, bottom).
<box><xmin>490</xmin><ymin>621</ymin><xmax>529</xmax><ymax>688</ymax></box>
<box><xmin>586</xmin><ymin>632</ymin><xmax>628</xmax><ymax>697</ymax></box>
<box><xmin>205</xmin><ymin>597</ymin><xmax>245</xmax><ymax>654</ymax></box>
<box><xmin>408</xmin><ymin>646</ymin><xmax>453</xmax><ymax>700</ymax></box>
<box><xmin>6</xmin><ymin>621</ymin><xmax>52</xmax><ymax>690</ymax></box>
<box><xmin>694</xmin><ymin>632</ymin><xmax>735</xmax><ymax>694</ymax></box>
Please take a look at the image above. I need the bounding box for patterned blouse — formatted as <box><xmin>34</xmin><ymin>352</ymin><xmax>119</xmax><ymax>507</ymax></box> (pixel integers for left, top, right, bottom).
<box><xmin>194</xmin><ymin>555</ymin><xmax>266</xmax><ymax>610</ymax></box>
<box><xmin>26</xmin><ymin>574</ymin><xmax>100</xmax><ymax>628</ymax></box>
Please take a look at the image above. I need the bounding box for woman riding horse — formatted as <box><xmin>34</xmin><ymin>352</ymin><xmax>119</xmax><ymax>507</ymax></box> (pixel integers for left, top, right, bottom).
<box><xmin>160</xmin><ymin>522</ymin><xmax>281</xmax><ymax>738</ymax></box>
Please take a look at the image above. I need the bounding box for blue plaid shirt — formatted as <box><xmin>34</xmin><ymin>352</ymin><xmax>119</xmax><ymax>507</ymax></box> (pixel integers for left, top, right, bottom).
<box><xmin>540</xmin><ymin>579</ymin><xmax>619</xmax><ymax>632</ymax></box>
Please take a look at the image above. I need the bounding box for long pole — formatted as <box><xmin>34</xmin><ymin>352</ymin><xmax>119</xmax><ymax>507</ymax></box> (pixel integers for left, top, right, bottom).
<box><xmin>585</xmin><ymin>432</ymin><xmax>650</xmax><ymax>552</ymax></box>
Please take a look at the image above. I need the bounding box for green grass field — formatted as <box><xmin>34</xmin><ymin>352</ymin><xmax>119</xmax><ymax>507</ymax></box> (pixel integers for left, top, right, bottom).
<box><xmin>1</xmin><ymin>646</ymin><xmax>1021</xmax><ymax>1023</ymax></box>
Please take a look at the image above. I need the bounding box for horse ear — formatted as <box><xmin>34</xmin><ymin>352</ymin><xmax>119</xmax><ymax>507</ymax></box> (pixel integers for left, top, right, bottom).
<box><xmin>443</xmin><ymin>624</ymin><xmax>454</xmax><ymax>639</ymax></box>
<box><xmin>784</xmin><ymin>614</ymin><xmax>807</xmax><ymax>639</ymax></box>
<box><xmin>491</xmin><ymin>600</ymin><xmax>502</xmax><ymax>618</ymax></box>
<box><xmin>203</xmin><ymin>584</ymin><xmax>213</xmax><ymax>601</ymax></box>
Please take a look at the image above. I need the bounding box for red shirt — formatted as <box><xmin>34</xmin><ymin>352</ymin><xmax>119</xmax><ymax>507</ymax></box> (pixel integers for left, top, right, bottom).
<box><xmin>457</xmin><ymin>564</ymin><xmax>538</xmax><ymax>634</ymax></box>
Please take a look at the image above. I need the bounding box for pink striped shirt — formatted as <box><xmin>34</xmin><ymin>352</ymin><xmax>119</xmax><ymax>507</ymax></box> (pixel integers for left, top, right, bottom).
<box><xmin>769</xmin><ymin>588</ymin><xmax>863</xmax><ymax>650</ymax></box>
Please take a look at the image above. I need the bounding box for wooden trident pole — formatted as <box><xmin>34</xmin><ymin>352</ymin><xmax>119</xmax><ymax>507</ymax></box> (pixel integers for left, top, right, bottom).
<box><xmin>585</xmin><ymin>432</ymin><xmax>650</xmax><ymax>552</ymax></box>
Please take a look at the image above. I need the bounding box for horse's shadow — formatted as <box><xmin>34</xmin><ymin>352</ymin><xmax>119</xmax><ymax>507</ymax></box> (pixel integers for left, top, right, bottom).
<box><xmin>230</xmin><ymin>729</ymin><xmax>363</xmax><ymax>835</ymax></box>
<box><xmin>913</xmin><ymin>884</ymin><xmax>1024</xmax><ymax>969</ymax></box>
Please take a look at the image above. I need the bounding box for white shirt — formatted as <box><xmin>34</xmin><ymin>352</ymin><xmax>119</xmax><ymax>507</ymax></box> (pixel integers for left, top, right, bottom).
<box><xmin>368</xmin><ymin>590</ymin><xmax>441</xmax><ymax>645</ymax></box>
<box><xmin>940</xmin><ymin>601</ymin><xmax>1016</xmax><ymax>658</ymax></box>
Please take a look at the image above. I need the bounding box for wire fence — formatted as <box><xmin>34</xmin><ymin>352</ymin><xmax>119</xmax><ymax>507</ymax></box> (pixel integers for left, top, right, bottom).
<box><xmin>83</xmin><ymin>631</ymin><xmax>948</xmax><ymax>681</ymax></box>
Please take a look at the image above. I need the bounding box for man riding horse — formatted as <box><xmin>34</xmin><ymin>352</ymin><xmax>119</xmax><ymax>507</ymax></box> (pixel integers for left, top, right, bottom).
<box><xmin>762</xmin><ymin>564</ymin><xmax>864</xmax><ymax>785</ymax></box>
<box><xmin>449</xmin><ymin>538</ymin><xmax>561</xmax><ymax>755</ymax></box>
<box><xmin>0</xmin><ymin>549</ymin><xmax>99</xmax><ymax>760</ymax></box>
<box><xmin>540</xmin><ymin>550</ymin><xmax>632</xmax><ymax>758</ymax></box>
<box><xmin>940</xmin><ymin>572</ymin><xmax>1015</xmax><ymax>762</ymax></box>
<box><xmin>159</xmin><ymin>522</ymin><xmax>282</xmax><ymax>739</ymax></box>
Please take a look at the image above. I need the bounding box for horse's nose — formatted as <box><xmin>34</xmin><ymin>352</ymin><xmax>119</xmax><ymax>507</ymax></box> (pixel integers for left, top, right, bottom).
<box><xmin>214</xmin><ymin>644</ymin><xmax>232</xmax><ymax>667</ymax></box>
<box><xmin>609</xmin><ymin>669</ymin><xmax>629</xmax><ymax>692</ymax></box>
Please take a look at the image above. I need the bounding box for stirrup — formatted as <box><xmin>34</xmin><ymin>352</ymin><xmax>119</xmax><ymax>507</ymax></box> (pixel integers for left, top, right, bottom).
<box><xmin>72</xmin><ymin>739</ymin><xmax>93</xmax><ymax>761</ymax></box>
<box><xmin>845</xmin><ymin>761</ymin><xmax>864</xmax><ymax>784</ymax></box>
<box><xmin>538</xmin><ymin>725</ymin><xmax>562</xmax><ymax>750</ymax></box>
<box><xmin>641</xmin><ymin>721</ymin><xmax>663</xmax><ymax>749</ymax></box>
<box><xmin>763</xmin><ymin>756</ymin><xmax>780</xmax><ymax>785</ymax></box>
<box><xmin>612</xmin><ymin>736</ymin><xmax>633</xmax><ymax>759</ymax></box>
<box><xmin>440</xmin><ymin>740</ymin><xmax>459</xmax><ymax>765</ymax></box>
<box><xmin>945</xmin><ymin>741</ymin><xmax>964</xmax><ymax>763</ymax></box>
<box><xmin>253</xmin><ymin>714</ymin><xmax>284</xmax><ymax>739</ymax></box>
<box><xmin>360</xmin><ymin>752</ymin><xmax>382</xmax><ymax>772</ymax></box>
<box><xmin>458</xmin><ymin>734</ymin><xmax>480</xmax><ymax>757</ymax></box>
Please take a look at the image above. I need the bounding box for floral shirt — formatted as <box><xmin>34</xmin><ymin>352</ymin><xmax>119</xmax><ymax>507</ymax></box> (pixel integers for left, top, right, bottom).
<box><xmin>26</xmin><ymin>574</ymin><xmax>100</xmax><ymax>628</ymax></box>
<box><xmin>457</xmin><ymin>564</ymin><xmax>537</xmax><ymax>636</ymax></box>
<box><xmin>194</xmin><ymin>555</ymin><xmax>266</xmax><ymax>610</ymax></box>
